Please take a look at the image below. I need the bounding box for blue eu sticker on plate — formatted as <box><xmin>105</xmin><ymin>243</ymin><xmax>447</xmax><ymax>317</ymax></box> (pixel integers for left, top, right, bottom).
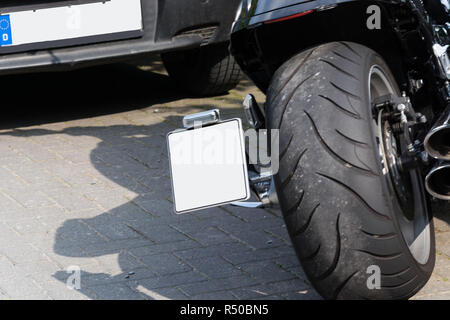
<box><xmin>0</xmin><ymin>15</ymin><xmax>12</xmax><ymax>46</ymax></box>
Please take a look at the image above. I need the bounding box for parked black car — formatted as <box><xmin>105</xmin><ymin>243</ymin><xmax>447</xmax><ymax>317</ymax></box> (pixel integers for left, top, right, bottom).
<box><xmin>231</xmin><ymin>0</ymin><xmax>449</xmax><ymax>299</ymax></box>
<box><xmin>0</xmin><ymin>0</ymin><xmax>242</xmax><ymax>96</ymax></box>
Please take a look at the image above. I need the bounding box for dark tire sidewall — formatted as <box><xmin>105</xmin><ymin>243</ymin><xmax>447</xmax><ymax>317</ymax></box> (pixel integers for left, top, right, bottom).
<box><xmin>267</xmin><ymin>42</ymin><xmax>435</xmax><ymax>299</ymax></box>
<box><xmin>362</xmin><ymin>51</ymin><xmax>435</xmax><ymax>277</ymax></box>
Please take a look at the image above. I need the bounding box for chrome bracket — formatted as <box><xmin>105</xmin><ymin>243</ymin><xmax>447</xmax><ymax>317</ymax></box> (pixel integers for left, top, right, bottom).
<box><xmin>182</xmin><ymin>109</ymin><xmax>221</xmax><ymax>129</ymax></box>
<box><xmin>243</xmin><ymin>94</ymin><xmax>265</xmax><ymax>129</ymax></box>
<box><xmin>233</xmin><ymin>94</ymin><xmax>279</xmax><ymax>209</ymax></box>
<box><xmin>231</xmin><ymin>170</ymin><xmax>279</xmax><ymax>209</ymax></box>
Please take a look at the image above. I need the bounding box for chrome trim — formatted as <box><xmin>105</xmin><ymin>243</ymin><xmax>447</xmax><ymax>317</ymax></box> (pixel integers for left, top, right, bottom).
<box><xmin>425</xmin><ymin>161</ymin><xmax>450</xmax><ymax>200</ymax></box>
<box><xmin>424</xmin><ymin>105</ymin><xmax>450</xmax><ymax>160</ymax></box>
<box><xmin>433</xmin><ymin>43</ymin><xmax>450</xmax><ymax>79</ymax></box>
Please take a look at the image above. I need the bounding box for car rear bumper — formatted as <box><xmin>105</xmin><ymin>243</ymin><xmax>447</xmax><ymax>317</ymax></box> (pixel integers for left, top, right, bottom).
<box><xmin>0</xmin><ymin>0</ymin><xmax>241</xmax><ymax>74</ymax></box>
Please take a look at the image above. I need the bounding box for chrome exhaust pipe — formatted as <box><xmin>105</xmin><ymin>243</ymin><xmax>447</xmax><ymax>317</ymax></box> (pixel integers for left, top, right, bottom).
<box><xmin>425</xmin><ymin>162</ymin><xmax>450</xmax><ymax>200</ymax></box>
<box><xmin>424</xmin><ymin>105</ymin><xmax>450</xmax><ymax>160</ymax></box>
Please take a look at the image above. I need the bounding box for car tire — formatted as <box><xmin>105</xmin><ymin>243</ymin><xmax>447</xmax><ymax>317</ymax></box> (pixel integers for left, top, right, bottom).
<box><xmin>162</xmin><ymin>42</ymin><xmax>242</xmax><ymax>97</ymax></box>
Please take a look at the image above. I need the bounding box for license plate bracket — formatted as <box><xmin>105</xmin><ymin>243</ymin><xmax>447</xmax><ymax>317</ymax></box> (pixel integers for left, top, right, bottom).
<box><xmin>167</xmin><ymin>118</ymin><xmax>250</xmax><ymax>214</ymax></box>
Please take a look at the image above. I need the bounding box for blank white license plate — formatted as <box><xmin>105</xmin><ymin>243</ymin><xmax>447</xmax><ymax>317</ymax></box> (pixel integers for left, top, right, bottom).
<box><xmin>167</xmin><ymin>119</ymin><xmax>250</xmax><ymax>214</ymax></box>
<box><xmin>0</xmin><ymin>0</ymin><xmax>142</xmax><ymax>47</ymax></box>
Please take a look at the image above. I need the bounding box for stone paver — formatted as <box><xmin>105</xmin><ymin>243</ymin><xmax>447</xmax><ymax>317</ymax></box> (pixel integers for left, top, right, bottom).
<box><xmin>0</xmin><ymin>58</ymin><xmax>447</xmax><ymax>300</ymax></box>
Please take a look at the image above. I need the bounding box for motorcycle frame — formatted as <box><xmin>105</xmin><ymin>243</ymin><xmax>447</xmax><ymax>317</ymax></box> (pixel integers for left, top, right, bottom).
<box><xmin>230</xmin><ymin>0</ymin><xmax>449</xmax><ymax>121</ymax></box>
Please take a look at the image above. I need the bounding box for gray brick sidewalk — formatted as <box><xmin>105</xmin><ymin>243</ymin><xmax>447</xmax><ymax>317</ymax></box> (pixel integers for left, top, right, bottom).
<box><xmin>0</xmin><ymin>59</ymin><xmax>447</xmax><ymax>300</ymax></box>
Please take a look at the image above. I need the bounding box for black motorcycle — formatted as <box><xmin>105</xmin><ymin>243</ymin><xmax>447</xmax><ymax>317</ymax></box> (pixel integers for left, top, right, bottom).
<box><xmin>230</xmin><ymin>0</ymin><xmax>450</xmax><ymax>299</ymax></box>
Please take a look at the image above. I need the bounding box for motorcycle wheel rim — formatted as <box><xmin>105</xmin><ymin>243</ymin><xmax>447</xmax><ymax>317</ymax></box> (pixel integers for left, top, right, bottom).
<box><xmin>369</xmin><ymin>65</ymin><xmax>431</xmax><ymax>265</ymax></box>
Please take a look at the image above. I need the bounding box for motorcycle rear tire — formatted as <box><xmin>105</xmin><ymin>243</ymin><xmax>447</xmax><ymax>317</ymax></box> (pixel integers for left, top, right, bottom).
<box><xmin>266</xmin><ymin>42</ymin><xmax>435</xmax><ymax>299</ymax></box>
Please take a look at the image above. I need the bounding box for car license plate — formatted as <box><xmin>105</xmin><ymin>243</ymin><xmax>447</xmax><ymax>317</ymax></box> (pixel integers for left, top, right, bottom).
<box><xmin>167</xmin><ymin>119</ymin><xmax>250</xmax><ymax>214</ymax></box>
<box><xmin>0</xmin><ymin>0</ymin><xmax>142</xmax><ymax>48</ymax></box>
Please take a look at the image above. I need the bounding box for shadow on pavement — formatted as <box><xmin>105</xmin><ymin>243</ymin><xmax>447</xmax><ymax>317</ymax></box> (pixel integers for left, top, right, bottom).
<box><xmin>0</xmin><ymin>57</ymin><xmax>185</xmax><ymax>130</ymax></box>
<box><xmin>0</xmin><ymin>61</ymin><xmax>311</xmax><ymax>300</ymax></box>
<box><xmin>0</xmin><ymin>60</ymin><xmax>447</xmax><ymax>300</ymax></box>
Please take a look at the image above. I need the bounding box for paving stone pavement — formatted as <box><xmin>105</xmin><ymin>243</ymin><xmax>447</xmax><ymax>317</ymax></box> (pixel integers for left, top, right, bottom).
<box><xmin>0</xmin><ymin>57</ymin><xmax>448</xmax><ymax>300</ymax></box>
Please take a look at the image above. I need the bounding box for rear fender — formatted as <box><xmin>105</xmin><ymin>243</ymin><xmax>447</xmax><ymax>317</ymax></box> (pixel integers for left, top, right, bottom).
<box><xmin>231</xmin><ymin>0</ymin><xmax>429</xmax><ymax>98</ymax></box>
